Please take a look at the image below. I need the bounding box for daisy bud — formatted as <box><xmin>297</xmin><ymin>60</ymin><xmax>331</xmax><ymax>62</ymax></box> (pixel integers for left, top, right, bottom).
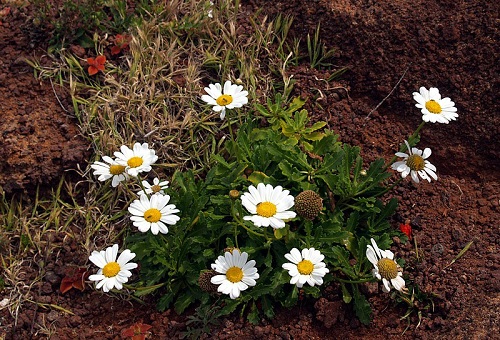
<box><xmin>229</xmin><ymin>189</ymin><xmax>240</xmax><ymax>199</ymax></box>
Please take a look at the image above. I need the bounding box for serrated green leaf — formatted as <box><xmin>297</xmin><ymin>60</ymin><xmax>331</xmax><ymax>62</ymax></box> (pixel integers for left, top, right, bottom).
<box><xmin>283</xmin><ymin>286</ymin><xmax>298</xmax><ymax>307</ymax></box>
<box><xmin>352</xmin><ymin>285</ymin><xmax>372</xmax><ymax>325</ymax></box>
<box><xmin>247</xmin><ymin>303</ymin><xmax>260</xmax><ymax>324</ymax></box>
<box><xmin>312</xmin><ymin>132</ymin><xmax>340</xmax><ymax>156</ymax></box>
<box><xmin>134</xmin><ymin>283</ymin><xmax>165</xmax><ymax>297</ymax></box>
<box><xmin>174</xmin><ymin>290</ymin><xmax>196</xmax><ymax>314</ymax></box>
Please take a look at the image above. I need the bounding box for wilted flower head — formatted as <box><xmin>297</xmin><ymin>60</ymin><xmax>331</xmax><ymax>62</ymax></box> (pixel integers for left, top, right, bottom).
<box><xmin>91</xmin><ymin>155</ymin><xmax>128</xmax><ymax>187</ymax></box>
<box><xmin>201</xmin><ymin>80</ymin><xmax>248</xmax><ymax>119</ymax></box>
<box><xmin>137</xmin><ymin>177</ymin><xmax>169</xmax><ymax>196</ymax></box>
<box><xmin>366</xmin><ymin>238</ymin><xmax>406</xmax><ymax>293</ymax></box>
<box><xmin>391</xmin><ymin>140</ymin><xmax>437</xmax><ymax>183</ymax></box>
<box><xmin>413</xmin><ymin>86</ymin><xmax>458</xmax><ymax>123</ymax></box>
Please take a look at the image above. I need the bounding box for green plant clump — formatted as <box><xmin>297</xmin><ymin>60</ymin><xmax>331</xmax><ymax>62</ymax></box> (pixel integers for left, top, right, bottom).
<box><xmin>126</xmin><ymin>96</ymin><xmax>398</xmax><ymax>325</ymax></box>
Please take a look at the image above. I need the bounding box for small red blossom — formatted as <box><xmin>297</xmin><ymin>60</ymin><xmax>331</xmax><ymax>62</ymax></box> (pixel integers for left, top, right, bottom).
<box><xmin>111</xmin><ymin>34</ymin><xmax>131</xmax><ymax>55</ymax></box>
<box><xmin>60</xmin><ymin>267</ymin><xmax>88</xmax><ymax>294</ymax></box>
<box><xmin>121</xmin><ymin>322</ymin><xmax>152</xmax><ymax>340</ymax></box>
<box><xmin>399</xmin><ymin>222</ymin><xmax>412</xmax><ymax>241</ymax></box>
<box><xmin>87</xmin><ymin>55</ymin><xmax>106</xmax><ymax>75</ymax></box>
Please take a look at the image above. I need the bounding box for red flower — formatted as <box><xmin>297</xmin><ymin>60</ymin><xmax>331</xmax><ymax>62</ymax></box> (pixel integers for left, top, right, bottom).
<box><xmin>60</xmin><ymin>267</ymin><xmax>88</xmax><ymax>294</ymax></box>
<box><xmin>121</xmin><ymin>322</ymin><xmax>152</xmax><ymax>340</ymax></box>
<box><xmin>399</xmin><ymin>222</ymin><xmax>412</xmax><ymax>240</ymax></box>
<box><xmin>87</xmin><ymin>55</ymin><xmax>106</xmax><ymax>75</ymax></box>
<box><xmin>111</xmin><ymin>34</ymin><xmax>131</xmax><ymax>55</ymax></box>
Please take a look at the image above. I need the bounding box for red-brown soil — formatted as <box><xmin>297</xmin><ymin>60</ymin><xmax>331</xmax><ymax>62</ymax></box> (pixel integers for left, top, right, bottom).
<box><xmin>1</xmin><ymin>0</ymin><xmax>499</xmax><ymax>339</ymax></box>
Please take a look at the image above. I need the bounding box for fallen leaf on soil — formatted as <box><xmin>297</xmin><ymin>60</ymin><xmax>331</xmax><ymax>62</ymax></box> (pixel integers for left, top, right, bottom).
<box><xmin>121</xmin><ymin>322</ymin><xmax>152</xmax><ymax>340</ymax></box>
<box><xmin>60</xmin><ymin>267</ymin><xmax>88</xmax><ymax>294</ymax></box>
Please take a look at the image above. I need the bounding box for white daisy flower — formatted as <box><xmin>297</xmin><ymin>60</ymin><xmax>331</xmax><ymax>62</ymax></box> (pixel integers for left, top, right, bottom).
<box><xmin>88</xmin><ymin>244</ymin><xmax>138</xmax><ymax>292</ymax></box>
<box><xmin>366</xmin><ymin>238</ymin><xmax>406</xmax><ymax>293</ymax></box>
<box><xmin>207</xmin><ymin>1</ymin><xmax>214</xmax><ymax>18</ymax></box>
<box><xmin>282</xmin><ymin>248</ymin><xmax>329</xmax><ymax>288</ymax></box>
<box><xmin>413</xmin><ymin>86</ymin><xmax>458</xmax><ymax>123</ymax></box>
<box><xmin>210</xmin><ymin>249</ymin><xmax>259</xmax><ymax>299</ymax></box>
<box><xmin>241</xmin><ymin>183</ymin><xmax>296</xmax><ymax>229</ymax></box>
<box><xmin>137</xmin><ymin>177</ymin><xmax>169</xmax><ymax>196</ymax></box>
<box><xmin>90</xmin><ymin>156</ymin><xmax>128</xmax><ymax>187</ymax></box>
<box><xmin>114</xmin><ymin>142</ymin><xmax>158</xmax><ymax>177</ymax></box>
<box><xmin>201</xmin><ymin>80</ymin><xmax>248</xmax><ymax>119</ymax></box>
<box><xmin>391</xmin><ymin>140</ymin><xmax>437</xmax><ymax>183</ymax></box>
<box><xmin>128</xmin><ymin>194</ymin><xmax>180</xmax><ymax>235</ymax></box>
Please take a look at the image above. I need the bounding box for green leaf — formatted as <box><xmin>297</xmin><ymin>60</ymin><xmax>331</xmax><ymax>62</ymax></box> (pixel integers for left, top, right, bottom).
<box><xmin>174</xmin><ymin>290</ymin><xmax>196</xmax><ymax>314</ymax></box>
<box><xmin>273</xmin><ymin>227</ymin><xmax>287</xmax><ymax>240</ymax></box>
<box><xmin>303</xmin><ymin>131</ymin><xmax>325</xmax><ymax>141</ymax></box>
<box><xmin>247</xmin><ymin>171</ymin><xmax>269</xmax><ymax>185</ymax></box>
<box><xmin>283</xmin><ymin>286</ymin><xmax>298</xmax><ymax>307</ymax></box>
<box><xmin>312</xmin><ymin>132</ymin><xmax>340</xmax><ymax>156</ymax></box>
<box><xmin>261</xmin><ymin>296</ymin><xmax>275</xmax><ymax>319</ymax></box>
<box><xmin>352</xmin><ymin>285</ymin><xmax>372</xmax><ymax>325</ymax></box>
<box><xmin>247</xmin><ymin>303</ymin><xmax>260</xmax><ymax>324</ymax></box>
<box><xmin>133</xmin><ymin>283</ymin><xmax>165</xmax><ymax>297</ymax></box>
<box><xmin>341</xmin><ymin>283</ymin><xmax>352</xmax><ymax>303</ymax></box>
<box><xmin>308</xmin><ymin>121</ymin><xmax>327</xmax><ymax>131</ymax></box>
<box><xmin>287</xmin><ymin>96</ymin><xmax>306</xmax><ymax>113</ymax></box>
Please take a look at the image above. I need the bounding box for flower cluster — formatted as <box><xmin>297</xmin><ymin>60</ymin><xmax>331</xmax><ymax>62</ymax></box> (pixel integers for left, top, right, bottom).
<box><xmin>209</xmin><ymin>246</ymin><xmax>331</xmax><ymax>299</ymax></box>
<box><xmin>87</xmin><ymin>81</ymin><xmax>249</xmax><ymax>292</ymax></box>
<box><xmin>85</xmin><ymin>82</ymin><xmax>460</xmax><ymax>310</ymax></box>
<box><xmin>89</xmin><ymin>143</ymin><xmax>180</xmax><ymax>291</ymax></box>
<box><xmin>91</xmin><ymin>142</ymin><xmax>158</xmax><ymax>187</ymax></box>
<box><xmin>391</xmin><ymin>86</ymin><xmax>458</xmax><ymax>184</ymax></box>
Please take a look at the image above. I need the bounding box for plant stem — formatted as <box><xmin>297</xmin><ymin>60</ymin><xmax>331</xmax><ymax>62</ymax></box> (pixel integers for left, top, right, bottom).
<box><xmin>331</xmin><ymin>277</ymin><xmax>373</xmax><ymax>284</ymax></box>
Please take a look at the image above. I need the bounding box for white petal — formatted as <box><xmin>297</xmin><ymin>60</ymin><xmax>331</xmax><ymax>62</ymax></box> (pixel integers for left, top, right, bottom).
<box><xmin>366</xmin><ymin>245</ymin><xmax>378</xmax><ymax>265</ymax></box>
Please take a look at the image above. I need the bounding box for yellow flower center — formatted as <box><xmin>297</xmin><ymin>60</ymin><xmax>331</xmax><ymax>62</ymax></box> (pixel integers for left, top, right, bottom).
<box><xmin>297</xmin><ymin>259</ymin><xmax>314</xmax><ymax>275</ymax></box>
<box><xmin>406</xmin><ymin>154</ymin><xmax>425</xmax><ymax>171</ymax></box>
<box><xmin>377</xmin><ymin>258</ymin><xmax>399</xmax><ymax>280</ymax></box>
<box><xmin>256</xmin><ymin>202</ymin><xmax>277</xmax><ymax>218</ymax></box>
<box><xmin>144</xmin><ymin>208</ymin><xmax>161</xmax><ymax>222</ymax></box>
<box><xmin>127</xmin><ymin>156</ymin><xmax>143</xmax><ymax>168</ymax></box>
<box><xmin>216</xmin><ymin>94</ymin><xmax>233</xmax><ymax>106</ymax></box>
<box><xmin>151</xmin><ymin>184</ymin><xmax>162</xmax><ymax>193</ymax></box>
<box><xmin>425</xmin><ymin>100</ymin><xmax>442</xmax><ymax>114</ymax></box>
<box><xmin>226</xmin><ymin>266</ymin><xmax>243</xmax><ymax>283</ymax></box>
<box><xmin>102</xmin><ymin>261</ymin><xmax>121</xmax><ymax>278</ymax></box>
<box><xmin>109</xmin><ymin>164</ymin><xmax>126</xmax><ymax>175</ymax></box>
